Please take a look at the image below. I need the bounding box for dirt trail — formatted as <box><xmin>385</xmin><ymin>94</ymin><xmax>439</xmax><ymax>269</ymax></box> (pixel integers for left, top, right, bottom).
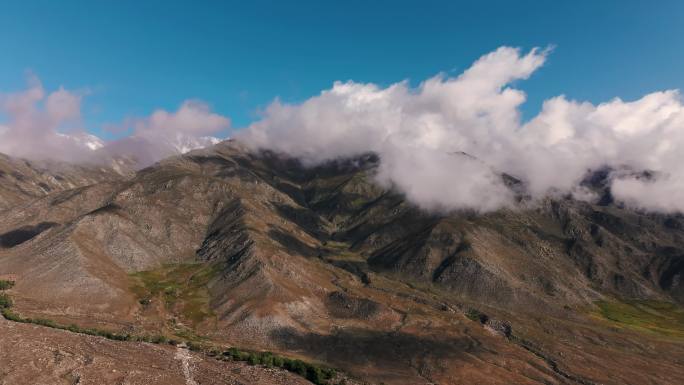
<box><xmin>174</xmin><ymin>345</ymin><xmax>198</xmax><ymax>385</ymax></box>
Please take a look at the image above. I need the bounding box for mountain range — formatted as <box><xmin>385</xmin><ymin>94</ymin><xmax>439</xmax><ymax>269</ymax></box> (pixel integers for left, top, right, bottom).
<box><xmin>1</xmin><ymin>139</ymin><xmax>683</xmax><ymax>385</ymax></box>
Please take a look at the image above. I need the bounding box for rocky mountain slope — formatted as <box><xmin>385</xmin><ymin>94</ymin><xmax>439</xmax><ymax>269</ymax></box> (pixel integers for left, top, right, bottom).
<box><xmin>0</xmin><ymin>153</ymin><xmax>130</xmax><ymax>212</ymax></box>
<box><xmin>1</xmin><ymin>140</ymin><xmax>684</xmax><ymax>384</ymax></box>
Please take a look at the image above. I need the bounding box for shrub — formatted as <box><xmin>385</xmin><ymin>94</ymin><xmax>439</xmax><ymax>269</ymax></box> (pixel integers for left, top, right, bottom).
<box><xmin>33</xmin><ymin>318</ymin><xmax>58</xmax><ymax>328</ymax></box>
<box><xmin>0</xmin><ymin>293</ymin><xmax>13</xmax><ymax>308</ymax></box>
<box><xmin>106</xmin><ymin>331</ymin><xmax>116</xmax><ymax>339</ymax></box>
<box><xmin>179</xmin><ymin>344</ymin><xmax>336</xmax><ymax>384</ymax></box>
<box><xmin>110</xmin><ymin>333</ymin><xmax>128</xmax><ymax>341</ymax></box>
<box><xmin>307</xmin><ymin>366</ymin><xmax>326</xmax><ymax>384</ymax></box>
<box><xmin>272</xmin><ymin>355</ymin><xmax>285</xmax><ymax>368</ymax></box>
<box><xmin>150</xmin><ymin>335</ymin><xmax>168</xmax><ymax>344</ymax></box>
<box><xmin>187</xmin><ymin>341</ymin><xmax>202</xmax><ymax>351</ymax></box>
<box><xmin>0</xmin><ymin>280</ymin><xmax>15</xmax><ymax>290</ymax></box>
<box><xmin>223</xmin><ymin>347</ymin><xmax>239</xmax><ymax>358</ymax></box>
<box><xmin>259</xmin><ymin>351</ymin><xmax>274</xmax><ymax>367</ymax></box>
<box><xmin>465</xmin><ymin>308</ymin><xmax>488</xmax><ymax>323</ymax></box>
<box><xmin>322</xmin><ymin>368</ymin><xmax>337</xmax><ymax>379</ymax></box>
<box><xmin>135</xmin><ymin>335</ymin><xmax>151</xmax><ymax>343</ymax></box>
<box><xmin>1</xmin><ymin>308</ymin><xmax>24</xmax><ymax>322</ymax></box>
<box><xmin>67</xmin><ymin>324</ymin><xmax>82</xmax><ymax>333</ymax></box>
<box><xmin>223</xmin><ymin>347</ymin><xmax>250</xmax><ymax>361</ymax></box>
<box><xmin>286</xmin><ymin>359</ymin><xmax>308</xmax><ymax>376</ymax></box>
<box><xmin>247</xmin><ymin>353</ymin><xmax>260</xmax><ymax>366</ymax></box>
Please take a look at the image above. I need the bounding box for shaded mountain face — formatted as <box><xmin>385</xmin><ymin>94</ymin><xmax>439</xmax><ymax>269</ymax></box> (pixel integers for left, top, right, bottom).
<box><xmin>1</xmin><ymin>140</ymin><xmax>684</xmax><ymax>385</ymax></box>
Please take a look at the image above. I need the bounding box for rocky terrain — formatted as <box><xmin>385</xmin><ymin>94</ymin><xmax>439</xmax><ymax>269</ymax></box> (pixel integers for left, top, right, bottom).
<box><xmin>0</xmin><ymin>153</ymin><xmax>131</xmax><ymax>211</ymax></box>
<box><xmin>1</xmin><ymin>139</ymin><xmax>684</xmax><ymax>384</ymax></box>
<box><xmin>0</xmin><ymin>317</ymin><xmax>311</xmax><ymax>385</ymax></box>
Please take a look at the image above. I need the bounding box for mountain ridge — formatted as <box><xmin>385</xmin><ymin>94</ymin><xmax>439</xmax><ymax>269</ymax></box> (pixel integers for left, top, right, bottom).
<box><xmin>1</xmin><ymin>139</ymin><xmax>684</xmax><ymax>384</ymax></box>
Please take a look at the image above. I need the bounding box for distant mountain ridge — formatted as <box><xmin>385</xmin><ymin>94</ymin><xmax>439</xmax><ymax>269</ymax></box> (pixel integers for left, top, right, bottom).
<box><xmin>0</xmin><ymin>152</ymin><xmax>128</xmax><ymax>211</ymax></box>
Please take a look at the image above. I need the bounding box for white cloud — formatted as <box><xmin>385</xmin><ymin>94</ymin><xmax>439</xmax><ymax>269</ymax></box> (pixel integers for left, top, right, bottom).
<box><xmin>131</xmin><ymin>100</ymin><xmax>230</xmax><ymax>139</ymax></box>
<box><xmin>100</xmin><ymin>100</ymin><xmax>230</xmax><ymax>166</ymax></box>
<box><xmin>520</xmin><ymin>90</ymin><xmax>684</xmax><ymax>212</ymax></box>
<box><xmin>4</xmin><ymin>47</ymin><xmax>684</xmax><ymax>214</ymax></box>
<box><xmin>0</xmin><ymin>79</ymin><xmax>230</xmax><ymax>166</ymax></box>
<box><xmin>45</xmin><ymin>86</ymin><xmax>81</xmax><ymax>123</ymax></box>
<box><xmin>0</xmin><ymin>77</ymin><xmax>92</xmax><ymax>162</ymax></box>
<box><xmin>240</xmin><ymin>46</ymin><xmax>684</xmax><ymax>213</ymax></box>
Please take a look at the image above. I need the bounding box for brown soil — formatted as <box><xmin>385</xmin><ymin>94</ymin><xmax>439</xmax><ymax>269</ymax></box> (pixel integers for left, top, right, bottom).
<box><xmin>0</xmin><ymin>317</ymin><xmax>311</xmax><ymax>385</ymax></box>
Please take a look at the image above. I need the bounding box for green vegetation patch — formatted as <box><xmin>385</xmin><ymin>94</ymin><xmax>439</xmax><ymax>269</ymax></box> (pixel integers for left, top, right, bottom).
<box><xmin>594</xmin><ymin>300</ymin><xmax>684</xmax><ymax>338</ymax></box>
<box><xmin>221</xmin><ymin>348</ymin><xmax>336</xmax><ymax>385</ymax></box>
<box><xmin>321</xmin><ymin>240</ymin><xmax>366</xmax><ymax>262</ymax></box>
<box><xmin>465</xmin><ymin>308</ymin><xmax>488</xmax><ymax>323</ymax></box>
<box><xmin>0</xmin><ymin>293</ymin><xmax>13</xmax><ymax>309</ymax></box>
<box><xmin>172</xmin><ymin>327</ymin><xmax>208</xmax><ymax>344</ymax></box>
<box><xmin>130</xmin><ymin>262</ymin><xmax>221</xmax><ymax>325</ymax></box>
<box><xmin>347</xmin><ymin>196</ymin><xmax>369</xmax><ymax>209</ymax></box>
<box><xmin>0</xmin><ymin>280</ymin><xmax>15</xmax><ymax>290</ymax></box>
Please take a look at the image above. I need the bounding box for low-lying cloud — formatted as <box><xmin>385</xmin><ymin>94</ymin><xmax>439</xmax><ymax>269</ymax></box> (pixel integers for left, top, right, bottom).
<box><xmin>0</xmin><ymin>77</ymin><xmax>229</xmax><ymax>166</ymax></box>
<box><xmin>132</xmin><ymin>100</ymin><xmax>229</xmax><ymax>137</ymax></box>
<box><xmin>240</xmin><ymin>46</ymin><xmax>684</xmax><ymax>213</ymax></box>
<box><xmin>3</xmin><ymin>47</ymin><xmax>684</xmax><ymax>213</ymax></box>
<box><xmin>102</xmin><ymin>100</ymin><xmax>229</xmax><ymax>166</ymax></box>
<box><xmin>0</xmin><ymin>75</ymin><xmax>95</xmax><ymax>162</ymax></box>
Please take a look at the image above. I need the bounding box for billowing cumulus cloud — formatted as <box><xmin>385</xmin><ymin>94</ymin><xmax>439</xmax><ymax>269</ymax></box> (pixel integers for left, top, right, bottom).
<box><xmin>0</xmin><ymin>78</ymin><xmax>230</xmax><ymax>166</ymax></box>
<box><xmin>130</xmin><ymin>100</ymin><xmax>230</xmax><ymax>141</ymax></box>
<box><xmin>4</xmin><ymin>47</ymin><xmax>684</xmax><ymax>214</ymax></box>
<box><xmin>240</xmin><ymin>46</ymin><xmax>684</xmax><ymax>213</ymax></box>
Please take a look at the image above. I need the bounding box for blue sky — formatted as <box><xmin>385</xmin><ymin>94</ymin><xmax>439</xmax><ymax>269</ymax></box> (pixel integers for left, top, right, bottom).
<box><xmin>1</xmin><ymin>0</ymin><xmax>683</xmax><ymax>139</ymax></box>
